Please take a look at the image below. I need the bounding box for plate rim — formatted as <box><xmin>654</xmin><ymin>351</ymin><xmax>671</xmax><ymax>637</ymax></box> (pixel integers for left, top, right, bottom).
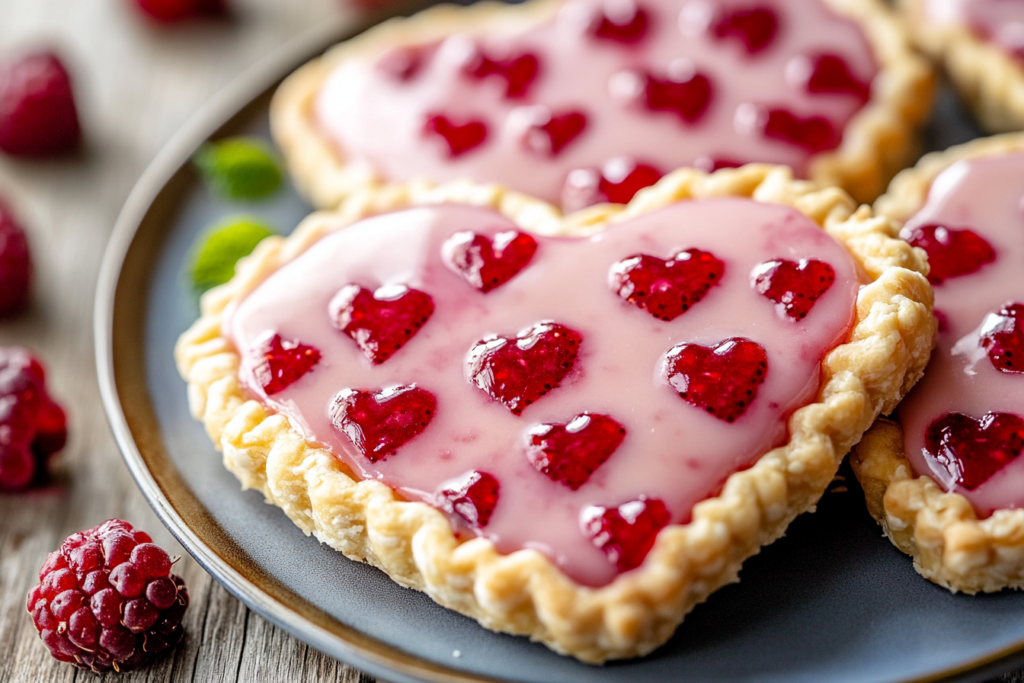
<box><xmin>91</xmin><ymin>11</ymin><xmax>1024</xmax><ymax>683</ymax></box>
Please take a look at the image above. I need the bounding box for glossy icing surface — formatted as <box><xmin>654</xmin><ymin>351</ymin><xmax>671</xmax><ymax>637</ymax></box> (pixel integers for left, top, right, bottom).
<box><xmin>899</xmin><ymin>152</ymin><xmax>1024</xmax><ymax>515</ymax></box>
<box><xmin>315</xmin><ymin>0</ymin><xmax>878</xmax><ymax>207</ymax></box>
<box><xmin>925</xmin><ymin>0</ymin><xmax>1024</xmax><ymax>63</ymax></box>
<box><xmin>226</xmin><ymin>199</ymin><xmax>859</xmax><ymax>585</ymax></box>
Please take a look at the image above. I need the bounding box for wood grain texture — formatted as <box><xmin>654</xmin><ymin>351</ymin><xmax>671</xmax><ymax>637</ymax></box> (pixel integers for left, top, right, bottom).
<box><xmin>0</xmin><ymin>1</ymin><xmax>377</xmax><ymax>681</ymax></box>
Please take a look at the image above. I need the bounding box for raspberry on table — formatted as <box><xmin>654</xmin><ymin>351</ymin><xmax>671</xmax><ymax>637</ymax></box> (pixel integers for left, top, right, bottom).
<box><xmin>0</xmin><ymin>347</ymin><xmax>66</xmax><ymax>491</ymax></box>
<box><xmin>26</xmin><ymin>519</ymin><xmax>189</xmax><ymax>673</ymax></box>
<box><xmin>133</xmin><ymin>0</ymin><xmax>226</xmax><ymax>23</ymax></box>
<box><xmin>0</xmin><ymin>201</ymin><xmax>32</xmax><ymax>316</ymax></box>
<box><xmin>0</xmin><ymin>51</ymin><xmax>81</xmax><ymax>157</ymax></box>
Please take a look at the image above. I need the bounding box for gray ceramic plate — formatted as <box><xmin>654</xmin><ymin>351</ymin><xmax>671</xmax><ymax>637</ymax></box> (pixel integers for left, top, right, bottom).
<box><xmin>95</xmin><ymin>12</ymin><xmax>1024</xmax><ymax>683</ymax></box>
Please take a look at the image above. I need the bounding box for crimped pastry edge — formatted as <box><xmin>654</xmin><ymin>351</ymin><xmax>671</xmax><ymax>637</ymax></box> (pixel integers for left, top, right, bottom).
<box><xmin>898</xmin><ymin>0</ymin><xmax>1024</xmax><ymax>134</ymax></box>
<box><xmin>269</xmin><ymin>0</ymin><xmax>934</xmax><ymax>208</ymax></box>
<box><xmin>854</xmin><ymin>133</ymin><xmax>1024</xmax><ymax>594</ymax></box>
<box><xmin>175</xmin><ymin>165</ymin><xmax>934</xmax><ymax>662</ymax></box>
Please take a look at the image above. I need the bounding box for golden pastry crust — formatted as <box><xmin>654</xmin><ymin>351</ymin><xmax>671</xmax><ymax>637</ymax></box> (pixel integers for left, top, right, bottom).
<box><xmin>176</xmin><ymin>165</ymin><xmax>934</xmax><ymax>662</ymax></box>
<box><xmin>853</xmin><ymin>133</ymin><xmax>1024</xmax><ymax>594</ymax></box>
<box><xmin>270</xmin><ymin>0</ymin><xmax>934</xmax><ymax>208</ymax></box>
<box><xmin>898</xmin><ymin>0</ymin><xmax>1024</xmax><ymax>134</ymax></box>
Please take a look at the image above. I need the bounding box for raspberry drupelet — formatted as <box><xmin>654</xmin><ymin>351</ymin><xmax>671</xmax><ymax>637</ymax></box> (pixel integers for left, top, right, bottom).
<box><xmin>26</xmin><ymin>520</ymin><xmax>189</xmax><ymax>673</ymax></box>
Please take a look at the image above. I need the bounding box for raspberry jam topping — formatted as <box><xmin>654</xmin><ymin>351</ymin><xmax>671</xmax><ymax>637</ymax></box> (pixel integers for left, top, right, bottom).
<box><xmin>317</xmin><ymin>0</ymin><xmax>877</xmax><ymax>208</ymax></box>
<box><xmin>562</xmin><ymin>157</ymin><xmax>663</xmax><ymax>211</ymax></box>
<box><xmin>251</xmin><ymin>333</ymin><xmax>320</xmax><ymax>395</ymax></box>
<box><xmin>897</xmin><ymin>152</ymin><xmax>1024</xmax><ymax>514</ymax></box>
<box><xmin>752</xmin><ymin>258</ymin><xmax>836</xmax><ymax>321</ymax></box>
<box><xmin>610</xmin><ymin>248</ymin><xmax>725</xmax><ymax>321</ymax></box>
<box><xmin>227</xmin><ymin>199</ymin><xmax>858</xmax><ymax>585</ymax></box>
<box><xmin>329</xmin><ymin>284</ymin><xmax>435</xmax><ymax>364</ymax></box>
<box><xmin>900</xmin><ymin>224</ymin><xmax>996</xmax><ymax>285</ymax></box>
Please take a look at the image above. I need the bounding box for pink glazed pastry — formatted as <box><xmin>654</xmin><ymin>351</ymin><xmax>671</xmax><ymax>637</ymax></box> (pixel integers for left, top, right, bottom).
<box><xmin>177</xmin><ymin>166</ymin><xmax>932</xmax><ymax>662</ymax></box>
<box><xmin>271</xmin><ymin>0</ymin><xmax>933</xmax><ymax>208</ymax></box>
<box><xmin>853</xmin><ymin>133</ymin><xmax>1024</xmax><ymax>594</ymax></box>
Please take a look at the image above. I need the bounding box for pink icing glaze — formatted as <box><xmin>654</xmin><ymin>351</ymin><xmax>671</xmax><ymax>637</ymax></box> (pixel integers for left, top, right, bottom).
<box><xmin>225</xmin><ymin>199</ymin><xmax>859</xmax><ymax>586</ymax></box>
<box><xmin>898</xmin><ymin>152</ymin><xmax>1024</xmax><ymax>516</ymax></box>
<box><xmin>925</xmin><ymin>0</ymin><xmax>1024</xmax><ymax>63</ymax></box>
<box><xmin>315</xmin><ymin>0</ymin><xmax>878</xmax><ymax>207</ymax></box>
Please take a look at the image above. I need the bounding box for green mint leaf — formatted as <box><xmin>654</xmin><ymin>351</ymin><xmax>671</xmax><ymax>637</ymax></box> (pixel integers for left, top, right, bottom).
<box><xmin>193</xmin><ymin>137</ymin><xmax>283</xmax><ymax>201</ymax></box>
<box><xmin>190</xmin><ymin>217</ymin><xmax>276</xmax><ymax>294</ymax></box>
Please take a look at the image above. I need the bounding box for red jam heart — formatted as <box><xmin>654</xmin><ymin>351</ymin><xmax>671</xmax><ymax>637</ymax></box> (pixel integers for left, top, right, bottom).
<box><xmin>526</xmin><ymin>413</ymin><xmax>626</xmax><ymax>490</ymax></box>
<box><xmin>461</xmin><ymin>48</ymin><xmax>540</xmax><ymax>99</ymax></box>
<box><xmin>423</xmin><ymin>114</ymin><xmax>489</xmax><ymax>158</ymax></box>
<box><xmin>436</xmin><ymin>470</ymin><xmax>500</xmax><ymax>529</ymax></box>
<box><xmin>629</xmin><ymin>66</ymin><xmax>714</xmax><ymax>124</ymax></box>
<box><xmin>899</xmin><ymin>223</ymin><xmax>996</xmax><ymax>285</ymax></box>
<box><xmin>759</xmin><ymin>107</ymin><xmax>838</xmax><ymax>152</ymax></box>
<box><xmin>252</xmin><ymin>334</ymin><xmax>321</xmax><ymax>395</ymax></box>
<box><xmin>752</xmin><ymin>258</ymin><xmax>836</xmax><ymax>321</ymax></box>
<box><xmin>791</xmin><ymin>53</ymin><xmax>871</xmax><ymax>102</ymax></box>
<box><xmin>442</xmin><ymin>230</ymin><xmax>538</xmax><ymax>293</ymax></box>
<box><xmin>610</xmin><ymin>249</ymin><xmax>725</xmax><ymax>321</ymax></box>
<box><xmin>328</xmin><ymin>284</ymin><xmax>435</xmax><ymax>365</ymax></box>
<box><xmin>580</xmin><ymin>496</ymin><xmax>670</xmax><ymax>571</ymax></box>
<box><xmin>329</xmin><ymin>385</ymin><xmax>437</xmax><ymax>462</ymax></box>
<box><xmin>925</xmin><ymin>412</ymin><xmax>1024</xmax><ymax>490</ymax></box>
<box><xmin>561</xmin><ymin>158</ymin><xmax>662</xmax><ymax>211</ymax></box>
<box><xmin>590</xmin><ymin>1</ymin><xmax>650</xmax><ymax>44</ymax></box>
<box><xmin>467</xmin><ymin>321</ymin><xmax>582</xmax><ymax>415</ymax></box>
<box><xmin>520</xmin><ymin>108</ymin><xmax>588</xmax><ymax>157</ymax></box>
<box><xmin>713</xmin><ymin>5</ymin><xmax>779</xmax><ymax>54</ymax></box>
<box><xmin>665</xmin><ymin>337</ymin><xmax>768</xmax><ymax>422</ymax></box>
<box><xmin>980</xmin><ymin>303</ymin><xmax>1024</xmax><ymax>373</ymax></box>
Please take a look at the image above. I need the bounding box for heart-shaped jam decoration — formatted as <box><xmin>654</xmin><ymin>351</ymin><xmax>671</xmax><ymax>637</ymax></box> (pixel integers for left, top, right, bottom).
<box><xmin>900</xmin><ymin>223</ymin><xmax>996</xmax><ymax>285</ymax></box>
<box><xmin>980</xmin><ymin>303</ymin><xmax>1024</xmax><ymax>373</ymax></box>
<box><xmin>616</xmin><ymin>65</ymin><xmax>714</xmax><ymax>124</ymax></box>
<box><xmin>442</xmin><ymin>230</ymin><xmax>538</xmax><ymax>292</ymax></box>
<box><xmin>329</xmin><ymin>284</ymin><xmax>435</xmax><ymax>364</ymax></box>
<box><xmin>461</xmin><ymin>47</ymin><xmax>540</xmax><ymax>99</ymax></box>
<box><xmin>926</xmin><ymin>412</ymin><xmax>1024</xmax><ymax>490</ymax></box>
<box><xmin>436</xmin><ymin>470</ymin><xmax>500</xmax><ymax>528</ymax></box>
<box><xmin>581</xmin><ymin>496</ymin><xmax>670</xmax><ymax>571</ymax></box>
<box><xmin>329</xmin><ymin>385</ymin><xmax>437</xmax><ymax>462</ymax></box>
<box><xmin>377</xmin><ymin>45</ymin><xmax>432</xmax><ymax>82</ymax></box>
<box><xmin>589</xmin><ymin>0</ymin><xmax>649</xmax><ymax>44</ymax></box>
<box><xmin>467</xmin><ymin>321</ymin><xmax>582</xmax><ymax>415</ymax></box>
<box><xmin>713</xmin><ymin>5</ymin><xmax>779</xmax><ymax>54</ymax></box>
<box><xmin>610</xmin><ymin>249</ymin><xmax>725</xmax><ymax>321</ymax></box>
<box><xmin>752</xmin><ymin>258</ymin><xmax>836</xmax><ymax>321</ymax></box>
<box><xmin>252</xmin><ymin>334</ymin><xmax>321</xmax><ymax>395</ymax></box>
<box><xmin>562</xmin><ymin>158</ymin><xmax>662</xmax><ymax>211</ymax></box>
<box><xmin>758</xmin><ymin>107</ymin><xmax>838</xmax><ymax>153</ymax></box>
<box><xmin>665</xmin><ymin>338</ymin><xmax>768</xmax><ymax>422</ymax></box>
<box><xmin>519</xmin><ymin>107</ymin><xmax>588</xmax><ymax>157</ymax></box>
<box><xmin>790</xmin><ymin>53</ymin><xmax>871</xmax><ymax>102</ymax></box>
<box><xmin>526</xmin><ymin>413</ymin><xmax>626</xmax><ymax>490</ymax></box>
<box><xmin>423</xmin><ymin>114</ymin><xmax>488</xmax><ymax>157</ymax></box>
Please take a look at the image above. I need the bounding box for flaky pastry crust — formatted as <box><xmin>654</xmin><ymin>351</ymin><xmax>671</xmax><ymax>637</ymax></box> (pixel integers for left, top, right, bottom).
<box><xmin>176</xmin><ymin>166</ymin><xmax>933</xmax><ymax>662</ymax></box>
<box><xmin>853</xmin><ymin>133</ymin><xmax>1024</xmax><ymax>594</ymax></box>
<box><xmin>898</xmin><ymin>0</ymin><xmax>1024</xmax><ymax>134</ymax></box>
<box><xmin>270</xmin><ymin>0</ymin><xmax>934</xmax><ymax>208</ymax></box>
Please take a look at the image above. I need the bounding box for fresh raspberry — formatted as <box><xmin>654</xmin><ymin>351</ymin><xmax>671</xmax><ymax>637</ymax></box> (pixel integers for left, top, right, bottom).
<box><xmin>526</xmin><ymin>413</ymin><xmax>626</xmax><ymax>490</ymax></box>
<box><xmin>562</xmin><ymin>158</ymin><xmax>662</xmax><ymax>211</ymax></box>
<box><xmin>925</xmin><ymin>412</ymin><xmax>1024</xmax><ymax>490</ymax></box>
<box><xmin>581</xmin><ymin>496</ymin><xmax>670</xmax><ymax>571</ymax></box>
<box><xmin>467</xmin><ymin>321</ymin><xmax>582</xmax><ymax>415</ymax></box>
<box><xmin>588</xmin><ymin>0</ymin><xmax>649</xmax><ymax>44</ymax></box>
<box><xmin>712</xmin><ymin>5</ymin><xmax>779</xmax><ymax>54</ymax></box>
<box><xmin>0</xmin><ymin>52</ymin><xmax>81</xmax><ymax>157</ymax></box>
<box><xmin>980</xmin><ymin>303</ymin><xmax>1024</xmax><ymax>373</ymax></box>
<box><xmin>610</xmin><ymin>249</ymin><xmax>725</xmax><ymax>321</ymax></box>
<box><xmin>422</xmin><ymin>114</ymin><xmax>489</xmax><ymax>158</ymax></box>
<box><xmin>758</xmin><ymin>107</ymin><xmax>839</xmax><ymax>153</ymax></box>
<box><xmin>0</xmin><ymin>347</ymin><xmax>66</xmax><ymax>491</ymax></box>
<box><xmin>441</xmin><ymin>230</ymin><xmax>538</xmax><ymax>293</ymax></box>
<box><xmin>0</xmin><ymin>201</ymin><xmax>31</xmax><ymax>316</ymax></box>
<box><xmin>900</xmin><ymin>223</ymin><xmax>995</xmax><ymax>285</ymax></box>
<box><xmin>329</xmin><ymin>385</ymin><xmax>437</xmax><ymax>462</ymax></box>
<box><xmin>519</xmin><ymin>107</ymin><xmax>588</xmax><ymax>157</ymax></box>
<box><xmin>133</xmin><ymin>0</ymin><xmax>226</xmax><ymax>23</ymax></box>
<box><xmin>461</xmin><ymin>47</ymin><xmax>540</xmax><ymax>99</ymax></box>
<box><xmin>329</xmin><ymin>284</ymin><xmax>435</xmax><ymax>364</ymax></box>
<box><xmin>751</xmin><ymin>258</ymin><xmax>836</xmax><ymax>321</ymax></box>
<box><xmin>251</xmin><ymin>333</ymin><xmax>321</xmax><ymax>395</ymax></box>
<box><xmin>664</xmin><ymin>337</ymin><xmax>768</xmax><ymax>422</ymax></box>
<box><xmin>789</xmin><ymin>53</ymin><xmax>871</xmax><ymax>102</ymax></box>
<box><xmin>618</xmin><ymin>65</ymin><xmax>713</xmax><ymax>124</ymax></box>
<box><xmin>26</xmin><ymin>519</ymin><xmax>189</xmax><ymax>672</ymax></box>
<box><xmin>436</xmin><ymin>470</ymin><xmax>500</xmax><ymax>529</ymax></box>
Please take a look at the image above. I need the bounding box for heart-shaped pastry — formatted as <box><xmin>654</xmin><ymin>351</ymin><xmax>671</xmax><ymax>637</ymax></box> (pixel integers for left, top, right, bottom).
<box><xmin>852</xmin><ymin>134</ymin><xmax>1024</xmax><ymax>594</ymax></box>
<box><xmin>272</xmin><ymin>0</ymin><xmax>933</xmax><ymax>209</ymax></box>
<box><xmin>177</xmin><ymin>167</ymin><xmax>932</xmax><ymax>661</ymax></box>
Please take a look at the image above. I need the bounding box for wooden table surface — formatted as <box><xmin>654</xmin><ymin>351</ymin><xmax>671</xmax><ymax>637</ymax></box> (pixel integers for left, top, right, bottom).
<box><xmin>1</xmin><ymin>1</ymin><xmax>1024</xmax><ymax>682</ymax></box>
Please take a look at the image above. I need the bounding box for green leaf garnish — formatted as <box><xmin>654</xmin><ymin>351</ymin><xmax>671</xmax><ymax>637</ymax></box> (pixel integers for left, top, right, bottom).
<box><xmin>193</xmin><ymin>137</ymin><xmax>283</xmax><ymax>200</ymax></box>
<box><xmin>190</xmin><ymin>217</ymin><xmax>276</xmax><ymax>294</ymax></box>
